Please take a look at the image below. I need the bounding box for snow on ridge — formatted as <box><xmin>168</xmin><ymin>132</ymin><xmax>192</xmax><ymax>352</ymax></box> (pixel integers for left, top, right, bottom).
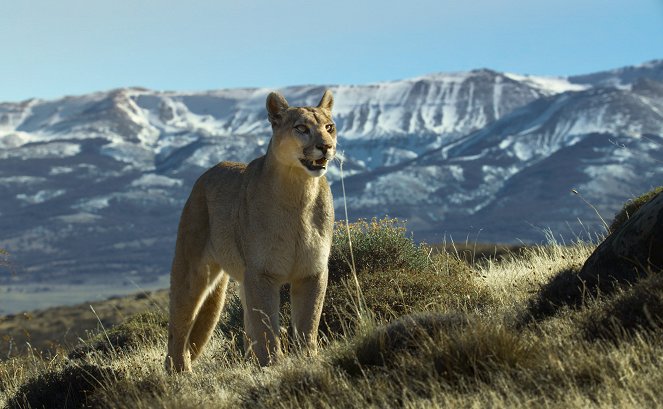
<box><xmin>503</xmin><ymin>73</ymin><xmax>589</xmax><ymax>94</ymax></box>
<box><xmin>99</xmin><ymin>142</ymin><xmax>154</xmax><ymax>168</ymax></box>
<box><xmin>55</xmin><ymin>212</ymin><xmax>102</xmax><ymax>224</ymax></box>
<box><xmin>0</xmin><ymin>132</ymin><xmax>35</xmax><ymax>148</ymax></box>
<box><xmin>74</xmin><ymin>196</ymin><xmax>111</xmax><ymax>212</ymax></box>
<box><xmin>401</xmin><ymin>70</ymin><xmax>472</xmax><ymax>85</ymax></box>
<box><xmin>131</xmin><ymin>173</ymin><xmax>182</xmax><ymax>188</ymax></box>
<box><xmin>0</xmin><ymin>176</ymin><xmax>47</xmax><ymax>184</ymax></box>
<box><xmin>114</xmin><ymin>91</ymin><xmax>160</xmax><ymax>146</ymax></box>
<box><xmin>0</xmin><ymin>67</ymin><xmax>591</xmax><ymax>156</ymax></box>
<box><xmin>0</xmin><ymin>141</ymin><xmax>81</xmax><ymax>160</ymax></box>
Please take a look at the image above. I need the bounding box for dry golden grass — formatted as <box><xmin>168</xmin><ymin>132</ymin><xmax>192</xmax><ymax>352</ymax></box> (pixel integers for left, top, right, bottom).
<box><xmin>2</xmin><ymin>218</ymin><xmax>663</xmax><ymax>408</ymax></box>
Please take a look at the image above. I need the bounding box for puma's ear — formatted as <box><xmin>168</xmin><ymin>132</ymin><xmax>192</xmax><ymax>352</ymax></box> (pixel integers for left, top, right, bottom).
<box><xmin>317</xmin><ymin>90</ymin><xmax>334</xmax><ymax>112</ymax></box>
<box><xmin>266</xmin><ymin>92</ymin><xmax>289</xmax><ymax>125</ymax></box>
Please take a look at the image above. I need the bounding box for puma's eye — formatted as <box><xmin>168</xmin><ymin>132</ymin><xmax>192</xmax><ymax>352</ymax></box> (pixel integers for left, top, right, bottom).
<box><xmin>325</xmin><ymin>124</ymin><xmax>335</xmax><ymax>133</ymax></box>
<box><xmin>294</xmin><ymin>125</ymin><xmax>309</xmax><ymax>134</ymax></box>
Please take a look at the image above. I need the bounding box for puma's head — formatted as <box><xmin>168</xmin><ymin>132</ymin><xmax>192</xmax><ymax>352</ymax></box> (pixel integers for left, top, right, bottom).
<box><xmin>266</xmin><ymin>90</ymin><xmax>337</xmax><ymax>177</ymax></box>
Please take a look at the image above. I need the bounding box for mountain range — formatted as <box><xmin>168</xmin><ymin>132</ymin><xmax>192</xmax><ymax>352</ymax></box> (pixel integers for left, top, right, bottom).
<box><xmin>1</xmin><ymin>60</ymin><xmax>662</xmax><ymax>308</ymax></box>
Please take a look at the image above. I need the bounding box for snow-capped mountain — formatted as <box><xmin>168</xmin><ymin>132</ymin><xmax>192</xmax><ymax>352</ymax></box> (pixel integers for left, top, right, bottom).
<box><xmin>0</xmin><ymin>60</ymin><xmax>661</xmax><ymax>295</ymax></box>
<box><xmin>343</xmin><ymin>77</ymin><xmax>663</xmax><ymax>242</ymax></box>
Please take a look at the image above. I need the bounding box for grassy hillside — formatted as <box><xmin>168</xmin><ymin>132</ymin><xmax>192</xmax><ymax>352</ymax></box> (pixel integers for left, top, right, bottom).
<box><xmin>2</xmin><ymin>217</ymin><xmax>663</xmax><ymax>408</ymax></box>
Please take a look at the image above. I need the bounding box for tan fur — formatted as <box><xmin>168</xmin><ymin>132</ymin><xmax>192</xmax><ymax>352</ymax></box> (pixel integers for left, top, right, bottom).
<box><xmin>165</xmin><ymin>91</ymin><xmax>336</xmax><ymax>370</ymax></box>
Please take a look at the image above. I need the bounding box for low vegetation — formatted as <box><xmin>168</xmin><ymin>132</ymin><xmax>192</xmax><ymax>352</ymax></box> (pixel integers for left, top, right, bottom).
<box><xmin>2</xmin><ymin>197</ymin><xmax>663</xmax><ymax>408</ymax></box>
<box><xmin>609</xmin><ymin>185</ymin><xmax>662</xmax><ymax>232</ymax></box>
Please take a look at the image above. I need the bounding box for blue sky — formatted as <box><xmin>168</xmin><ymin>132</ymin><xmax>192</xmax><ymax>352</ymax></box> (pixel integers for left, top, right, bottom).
<box><xmin>1</xmin><ymin>0</ymin><xmax>661</xmax><ymax>102</ymax></box>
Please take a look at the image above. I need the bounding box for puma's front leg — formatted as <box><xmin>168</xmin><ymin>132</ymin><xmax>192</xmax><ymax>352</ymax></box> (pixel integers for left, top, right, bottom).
<box><xmin>242</xmin><ymin>273</ymin><xmax>282</xmax><ymax>366</ymax></box>
<box><xmin>290</xmin><ymin>271</ymin><xmax>328</xmax><ymax>351</ymax></box>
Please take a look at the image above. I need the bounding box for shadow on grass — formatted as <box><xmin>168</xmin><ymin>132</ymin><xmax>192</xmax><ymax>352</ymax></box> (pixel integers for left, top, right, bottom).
<box><xmin>523</xmin><ymin>261</ymin><xmax>653</xmax><ymax>325</ymax></box>
<box><xmin>583</xmin><ymin>272</ymin><xmax>663</xmax><ymax>342</ymax></box>
<box><xmin>7</xmin><ymin>364</ymin><xmax>123</xmax><ymax>409</ymax></box>
<box><xmin>334</xmin><ymin>312</ymin><xmax>469</xmax><ymax>374</ymax></box>
<box><xmin>333</xmin><ymin>311</ymin><xmax>538</xmax><ymax>386</ymax></box>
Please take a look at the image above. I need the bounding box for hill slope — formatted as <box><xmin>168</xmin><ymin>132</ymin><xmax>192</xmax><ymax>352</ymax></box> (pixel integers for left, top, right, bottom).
<box><xmin>2</xmin><ymin>223</ymin><xmax>663</xmax><ymax>409</ymax></box>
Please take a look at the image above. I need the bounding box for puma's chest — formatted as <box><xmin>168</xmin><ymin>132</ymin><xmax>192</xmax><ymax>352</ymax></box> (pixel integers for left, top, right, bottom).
<box><xmin>246</xmin><ymin>197</ymin><xmax>333</xmax><ymax>279</ymax></box>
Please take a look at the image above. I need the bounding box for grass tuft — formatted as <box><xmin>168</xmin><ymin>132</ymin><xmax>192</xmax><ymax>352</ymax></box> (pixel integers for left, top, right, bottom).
<box><xmin>609</xmin><ymin>186</ymin><xmax>663</xmax><ymax>233</ymax></box>
<box><xmin>240</xmin><ymin>363</ymin><xmax>341</xmax><ymax>409</ymax></box>
<box><xmin>68</xmin><ymin>311</ymin><xmax>167</xmax><ymax>359</ymax></box>
<box><xmin>333</xmin><ymin>312</ymin><xmax>470</xmax><ymax>374</ymax></box>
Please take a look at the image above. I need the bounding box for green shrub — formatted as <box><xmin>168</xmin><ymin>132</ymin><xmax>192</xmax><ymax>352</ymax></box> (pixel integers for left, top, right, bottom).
<box><xmin>609</xmin><ymin>186</ymin><xmax>663</xmax><ymax>233</ymax></box>
<box><xmin>324</xmin><ymin>217</ymin><xmax>489</xmax><ymax>334</ymax></box>
<box><xmin>328</xmin><ymin>218</ymin><xmax>431</xmax><ymax>281</ymax></box>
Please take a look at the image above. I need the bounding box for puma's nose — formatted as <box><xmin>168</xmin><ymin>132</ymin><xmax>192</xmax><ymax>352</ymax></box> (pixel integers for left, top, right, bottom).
<box><xmin>317</xmin><ymin>144</ymin><xmax>333</xmax><ymax>155</ymax></box>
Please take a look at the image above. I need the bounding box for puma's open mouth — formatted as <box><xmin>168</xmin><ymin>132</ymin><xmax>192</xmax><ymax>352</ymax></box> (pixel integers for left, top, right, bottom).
<box><xmin>300</xmin><ymin>157</ymin><xmax>328</xmax><ymax>171</ymax></box>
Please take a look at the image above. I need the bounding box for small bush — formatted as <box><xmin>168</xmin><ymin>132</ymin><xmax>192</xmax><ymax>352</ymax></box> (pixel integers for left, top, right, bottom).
<box><xmin>328</xmin><ymin>218</ymin><xmax>431</xmax><ymax>281</ymax></box>
<box><xmin>609</xmin><ymin>186</ymin><xmax>663</xmax><ymax>233</ymax></box>
<box><xmin>322</xmin><ymin>257</ymin><xmax>489</xmax><ymax>336</ymax></box>
<box><xmin>324</xmin><ymin>217</ymin><xmax>489</xmax><ymax>335</ymax></box>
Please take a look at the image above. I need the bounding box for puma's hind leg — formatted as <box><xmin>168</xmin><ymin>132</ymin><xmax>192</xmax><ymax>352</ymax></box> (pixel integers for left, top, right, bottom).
<box><xmin>189</xmin><ymin>272</ymin><xmax>230</xmax><ymax>361</ymax></box>
<box><xmin>166</xmin><ymin>256</ymin><xmax>214</xmax><ymax>373</ymax></box>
